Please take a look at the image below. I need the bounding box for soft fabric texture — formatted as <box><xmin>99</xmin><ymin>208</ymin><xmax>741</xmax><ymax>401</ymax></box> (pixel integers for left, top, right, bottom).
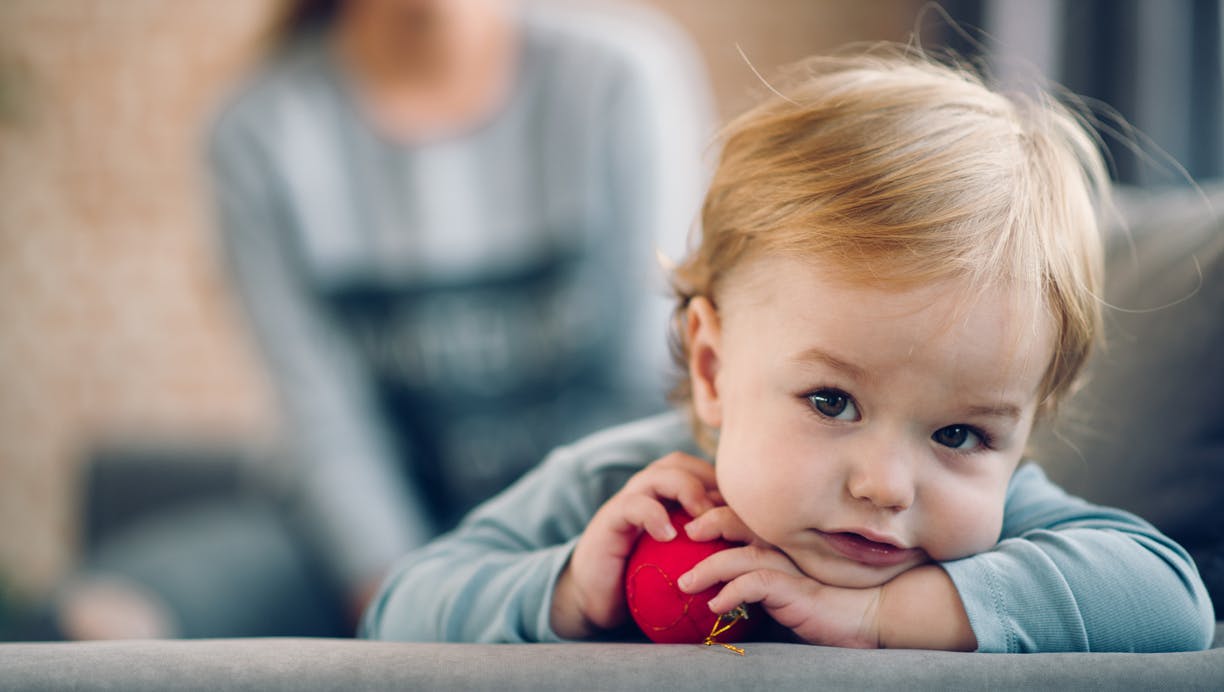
<box><xmin>2</xmin><ymin>636</ymin><xmax>1221</xmax><ymax>691</ymax></box>
<box><xmin>361</xmin><ymin>412</ymin><xmax>1214</xmax><ymax>652</ymax></box>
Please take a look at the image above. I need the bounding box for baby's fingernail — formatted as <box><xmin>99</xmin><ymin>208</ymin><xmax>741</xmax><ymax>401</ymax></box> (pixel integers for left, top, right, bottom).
<box><xmin>678</xmin><ymin>572</ymin><xmax>693</xmax><ymax>591</ymax></box>
<box><xmin>661</xmin><ymin>524</ymin><xmax>677</xmax><ymax>540</ymax></box>
<box><xmin>684</xmin><ymin>520</ymin><xmax>701</xmax><ymax>538</ymax></box>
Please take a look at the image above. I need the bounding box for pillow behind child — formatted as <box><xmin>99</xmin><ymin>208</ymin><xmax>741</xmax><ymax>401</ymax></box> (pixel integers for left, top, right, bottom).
<box><xmin>1028</xmin><ymin>182</ymin><xmax>1224</xmax><ymax>602</ymax></box>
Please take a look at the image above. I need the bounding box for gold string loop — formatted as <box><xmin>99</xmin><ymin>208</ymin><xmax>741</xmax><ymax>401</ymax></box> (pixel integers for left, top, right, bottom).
<box><xmin>702</xmin><ymin>605</ymin><xmax>749</xmax><ymax>656</ymax></box>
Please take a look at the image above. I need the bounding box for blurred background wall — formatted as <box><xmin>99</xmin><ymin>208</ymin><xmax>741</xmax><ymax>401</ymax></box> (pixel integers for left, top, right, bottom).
<box><xmin>0</xmin><ymin>1</ymin><xmax>282</xmax><ymax>600</ymax></box>
<box><xmin>0</xmin><ymin>0</ymin><xmax>926</xmax><ymax>601</ymax></box>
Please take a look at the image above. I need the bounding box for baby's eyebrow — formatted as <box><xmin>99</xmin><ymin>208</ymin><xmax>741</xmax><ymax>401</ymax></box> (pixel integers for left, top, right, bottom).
<box><xmin>962</xmin><ymin>403</ymin><xmax>1023</xmax><ymax>421</ymax></box>
<box><xmin>791</xmin><ymin>347</ymin><xmax>868</xmax><ymax>380</ymax></box>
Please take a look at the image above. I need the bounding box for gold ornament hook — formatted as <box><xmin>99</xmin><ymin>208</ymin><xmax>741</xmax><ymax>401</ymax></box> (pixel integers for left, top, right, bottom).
<box><xmin>702</xmin><ymin>604</ymin><xmax>749</xmax><ymax>655</ymax></box>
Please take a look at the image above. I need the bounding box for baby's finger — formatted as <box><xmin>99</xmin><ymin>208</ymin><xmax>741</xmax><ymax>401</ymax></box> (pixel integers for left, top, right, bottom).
<box><xmin>677</xmin><ymin>543</ymin><xmax>798</xmax><ymax>595</ymax></box>
<box><xmin>705</xmin><ymin>569</ymin><xmax>804</xmax><ymax>615</ymax></box>
<box><xmin>649</xmin><ymin>452</ymin><xmax>719</xmax><ymax>490</ymax></box>
<box><xmin>623</xmin><ymin>465</ymin><xmax>716</xmax><ymax>519</ymax></box>
<box><xmin>683</xmin><ymin>505</ymin><xmax>756</xmax><ymax>543</ymax></box>
<box><xmin>617</xmin><ymin>494</ymin><xmax>677</xmax><ymax>543</ymax></box>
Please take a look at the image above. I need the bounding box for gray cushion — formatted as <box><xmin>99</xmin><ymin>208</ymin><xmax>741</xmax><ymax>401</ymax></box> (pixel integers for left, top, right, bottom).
<box><xmin>0</xmin><ymin>635</ymin><xmax>1221</xmax><ymax>691</ymax></box>
<box><xmin>1029</xmin><ymin>183</ymin><xmax>1224</xmax><ymax>563</ymax></box>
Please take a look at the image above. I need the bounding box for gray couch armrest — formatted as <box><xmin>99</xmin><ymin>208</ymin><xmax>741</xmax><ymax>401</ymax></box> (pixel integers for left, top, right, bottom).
<box><xmin>2</xmin><ymin>632</ymin><xmax>1222</xmax><ymax>691</ymax></box>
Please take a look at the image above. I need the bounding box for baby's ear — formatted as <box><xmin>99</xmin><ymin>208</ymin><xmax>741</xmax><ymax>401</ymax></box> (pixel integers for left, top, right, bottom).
<box><xmin>686</xmin><ymin>296</ymin><xmax>723</xmax><ymax>428</ymax></box>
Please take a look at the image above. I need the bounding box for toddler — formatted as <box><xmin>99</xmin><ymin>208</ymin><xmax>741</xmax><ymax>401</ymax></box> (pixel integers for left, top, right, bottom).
<box><xmin>361</xmin><ymin>45</ymin><xmax>1215</xmax><ymax>652</ymax></box>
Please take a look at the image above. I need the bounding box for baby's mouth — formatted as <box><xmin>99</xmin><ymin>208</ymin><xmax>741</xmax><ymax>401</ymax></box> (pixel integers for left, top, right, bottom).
<box><xmin>820</xmin><ymin>531</ymin><xmax>922</xmax><ymax>567</ymax></box>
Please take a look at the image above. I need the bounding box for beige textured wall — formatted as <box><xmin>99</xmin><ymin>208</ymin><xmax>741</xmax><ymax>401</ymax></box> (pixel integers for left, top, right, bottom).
<box><xmin>651</xmin><ymin>0</ymin><xmax>924</xmax><ymax>119</ymax></box>
<box><xmin>0</xmin><ymin>0</ymin><xmax>921</xmax><ymax>599</ymax></box>
<box><xmin>0</xmin><ymin>0</ymin><xmax>281</xmax><ymax>598</ymax></box>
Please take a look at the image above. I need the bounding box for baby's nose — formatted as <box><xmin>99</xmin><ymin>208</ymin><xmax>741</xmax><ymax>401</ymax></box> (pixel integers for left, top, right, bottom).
<box><xmin>846</xmin><ymin>450</ymin><xmax>915</xmax><ymax>511</ymax></box>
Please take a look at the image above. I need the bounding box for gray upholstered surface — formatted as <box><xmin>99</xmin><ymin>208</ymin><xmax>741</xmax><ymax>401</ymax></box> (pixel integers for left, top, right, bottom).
<box><xmin>1</xmin><ymin>632</ymin><xmax>1222</xmax><ymax>691</ymax></box>
<box><xmin>1030</xmin><ymin>182</ymin><xmax>1224</xmax><ymax>546</ymax></box>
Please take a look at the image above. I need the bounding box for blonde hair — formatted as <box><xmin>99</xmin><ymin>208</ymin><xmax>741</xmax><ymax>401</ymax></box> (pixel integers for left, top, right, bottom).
<box><xmin>670</xmin><ymin>44</ymin><xmax>1109</xmax><ymax>449</ymax></box>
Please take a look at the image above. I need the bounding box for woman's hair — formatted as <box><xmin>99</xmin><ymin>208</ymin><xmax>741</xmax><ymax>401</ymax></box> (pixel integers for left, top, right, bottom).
<box><xmin>264</xmin><ymin>0</ymin><xmax>342</xmax><ymax>50</ymax></box>
<box><xmin>669</xmin><ymin>44</ymin><xmax>1110</xmax><ymax>449</ymax></box>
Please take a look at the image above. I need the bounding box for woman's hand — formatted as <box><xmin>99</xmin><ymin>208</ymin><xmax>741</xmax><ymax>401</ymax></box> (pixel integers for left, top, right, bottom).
<box><xmin>550</xmin><ymin>452</ymin><xmax>721</xmax><ymax>639</ymax></box>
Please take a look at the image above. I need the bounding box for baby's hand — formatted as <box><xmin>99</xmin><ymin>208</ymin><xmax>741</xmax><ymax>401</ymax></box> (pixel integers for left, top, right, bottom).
<box><xmin>550</xmin><ymin>452</ymin><xmax>720</xmax><ymax>639</ymax></box>
<box><xmin>678</xmin><ymin>509</ymin><xmax>884</xmax><ymax>649</ymax></box>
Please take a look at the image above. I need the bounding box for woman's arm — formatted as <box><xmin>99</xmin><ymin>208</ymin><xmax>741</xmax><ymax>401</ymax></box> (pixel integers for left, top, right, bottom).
<box><xmin>207</xmin><ymin>104</ymin><xmax>431</xmax><ymax>607</ymax></box>
<box><xmin>586</xmin><ymin>8</ymin><xmax>715</xmax><ymax>402</ymax></box>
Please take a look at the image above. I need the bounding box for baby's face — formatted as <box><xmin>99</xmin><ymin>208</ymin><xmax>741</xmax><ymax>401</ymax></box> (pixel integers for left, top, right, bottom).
<box><xmin>688</xmin><ymin>254</ymin><xmax>1054</xmax><ymax>589</ymax></box>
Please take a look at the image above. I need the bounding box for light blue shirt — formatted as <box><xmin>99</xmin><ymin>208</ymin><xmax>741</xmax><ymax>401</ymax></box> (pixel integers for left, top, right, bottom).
<box><xmin>362</xmin><ymin>412</ymin><xmax>1215</xmax><ymax>652</ymax></box>
<box><xmin>207</xmin><ymin>2</ymin><xmax>714</xmax><ymax>589</ymax></box>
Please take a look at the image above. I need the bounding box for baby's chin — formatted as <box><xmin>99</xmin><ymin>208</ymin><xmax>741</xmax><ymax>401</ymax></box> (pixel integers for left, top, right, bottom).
<box><xmin>789</xmin><ymin>552</ymin><xmax>930</xmax><ymax>590</ymax></box>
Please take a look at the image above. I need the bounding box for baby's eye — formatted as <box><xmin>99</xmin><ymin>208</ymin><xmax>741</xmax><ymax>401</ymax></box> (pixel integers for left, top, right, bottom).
<box><xmin>932</xmin><ymin>425</ymin><xmax>983</xmax><ymax>451</ymax></box>
<box><xmin>806</xmin><ymin>389</ymin><xmax>860</xmax><ymax>421</ymax></box>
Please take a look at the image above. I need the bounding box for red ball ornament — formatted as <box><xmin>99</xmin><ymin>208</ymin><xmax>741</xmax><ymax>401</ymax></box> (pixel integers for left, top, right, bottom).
<box><xmin>624</xmin><ymin>506</ymin><xmax>759</xmax><ymax>644</ymax></box>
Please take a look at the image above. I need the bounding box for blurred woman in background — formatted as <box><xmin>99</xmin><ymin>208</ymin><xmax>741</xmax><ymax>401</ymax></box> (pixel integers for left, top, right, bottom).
<box><xmin>54</xmin><ymin>0</ymin><xmax>713</xmax><ymax>638</ymax></box>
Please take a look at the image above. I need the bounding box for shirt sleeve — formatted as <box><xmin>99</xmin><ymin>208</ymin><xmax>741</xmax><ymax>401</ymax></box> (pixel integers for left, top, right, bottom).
<box><xmin>594</xmin><ymin>13</ymin><xmax>715</xmax><ymax>400</ymax></box>
<box><xmin>941</xmin><ymin>463</ymin><xmax>1216</xmax><ymax>652</ymax></box>
<box><xmin>359</xmin><ymin>442</ymin><xmax>626</xmax><ymax>642</ymax></box>
<box><xmin>206</xmin><ymin>107</ymin><xmax>432</xmax><ymax>593</ymax></box>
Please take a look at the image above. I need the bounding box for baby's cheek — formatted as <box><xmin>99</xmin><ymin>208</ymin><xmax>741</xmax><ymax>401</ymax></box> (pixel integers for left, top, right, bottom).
<box><xmin>925</xmin><ymin>501</ymin><xmax>1006</xmax><ymax>561</ymax></box>
<box><xmin>714</xmin><ymin>465</ymin><xmax>769</xmax><ymax>534</ymax></box>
